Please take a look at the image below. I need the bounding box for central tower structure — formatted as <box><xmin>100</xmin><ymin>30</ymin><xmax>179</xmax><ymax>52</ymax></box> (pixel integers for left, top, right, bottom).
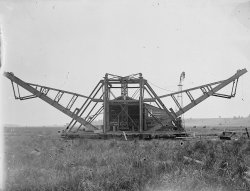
<box><xmin>102</xmin><ymin>73</ymin><xmax>177</xmax><ymax>133</ymax></box>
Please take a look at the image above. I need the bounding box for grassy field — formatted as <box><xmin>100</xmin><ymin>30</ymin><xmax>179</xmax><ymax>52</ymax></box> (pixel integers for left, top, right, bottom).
<box><xmin>4</xmin><ymin>126</ymin><xmax>250</xmax><ymax>191</ymax></box>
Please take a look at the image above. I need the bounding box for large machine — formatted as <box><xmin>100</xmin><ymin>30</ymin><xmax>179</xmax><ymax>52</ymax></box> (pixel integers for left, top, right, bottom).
<box><xmin>3</xmin><ymin>69</ymin><xmax>247</xmax><ymax>139</ymax></box>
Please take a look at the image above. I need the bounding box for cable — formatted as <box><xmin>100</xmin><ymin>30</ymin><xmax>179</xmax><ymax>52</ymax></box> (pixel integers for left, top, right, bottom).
<box><xmin>148</xmin><ymin>80</ymin><xmax>175</xmax><ymax>92</ymax></box>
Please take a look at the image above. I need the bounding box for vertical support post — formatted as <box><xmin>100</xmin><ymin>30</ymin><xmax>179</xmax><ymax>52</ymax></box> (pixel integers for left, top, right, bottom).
<box><xmin>121</xmin><ymin>79</ymin><xmax>128</xmax><ymax>100</ymax></box>
<box><xmin>11</xmin><ymin>81</ymin><xmax>18</xmax><ymax>99</ymax></box>
<box><xmin>103</xmin><ymin>74</ymin><xmax>109</xmax><ymax>133</ymax></box>
<box><xmin>139</xmin><ymin>73</ymin><xmax>144</xmax><ymax>132</ymax></box>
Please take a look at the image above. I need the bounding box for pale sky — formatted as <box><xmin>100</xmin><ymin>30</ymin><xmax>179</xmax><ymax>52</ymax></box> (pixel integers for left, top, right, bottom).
<box><xmin>0</xmin><ymin>0</ymin><xmax>250</xmax><ymax>126</ymax></box>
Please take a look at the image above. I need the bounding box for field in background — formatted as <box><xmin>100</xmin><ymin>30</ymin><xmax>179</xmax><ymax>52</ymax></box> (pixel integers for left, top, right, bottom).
<box><xmin>183</xmin><ymin>117</ymin><xmax>250</xmax><ymax>140</ymax></box>
<box><xmin>3</xmin><ymin>118</ymin><xmax>250</xmax><ymax>191</ymax></box>
<box><xmin>185</xmin><ymin>117</ymin><xmax>250</xmax><ymax>128</ymax></box>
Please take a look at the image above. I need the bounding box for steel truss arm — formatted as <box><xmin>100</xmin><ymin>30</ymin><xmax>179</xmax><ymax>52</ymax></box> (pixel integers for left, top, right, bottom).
<box><xmin>144</xmin><ymin>69</ymin><xmax>246</xmax><ymax>102</ymax></box>
<box><xmin>148</xmin><ymin>68</ymin><xmax>247</xmax><ymax>132</ymax></box>
<box><xmin>4</xmin><ymin>72</ymin><xmax>98</xmax><ymax>131</ymax></box>
<box><xmin>174</xmin><ymin>74</ymin><xmax>243</xmax><ymax>117</ymax></box>
<box><xmin>28</xmin><ymin>82</ymin><xmax>101</xmax><ymax>101</ymax></box>
<box><xmin>8</xmin><ymin>74</ymin><xmax>101</xmax><ymax>102</ymax></box>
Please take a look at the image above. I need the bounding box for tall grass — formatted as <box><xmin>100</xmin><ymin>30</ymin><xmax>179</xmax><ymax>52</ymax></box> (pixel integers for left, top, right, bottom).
<box><xmin>4</xmin><ymin>134</ymin><xmax>250</xmax><ymax>191</ymax></box>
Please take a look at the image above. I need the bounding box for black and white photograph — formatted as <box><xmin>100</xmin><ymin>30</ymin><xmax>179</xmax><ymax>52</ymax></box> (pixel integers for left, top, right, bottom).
<box><xmin>0</xmin><ymin>0</ymin><xmax>250</xmax><ymax>190</ymax></box>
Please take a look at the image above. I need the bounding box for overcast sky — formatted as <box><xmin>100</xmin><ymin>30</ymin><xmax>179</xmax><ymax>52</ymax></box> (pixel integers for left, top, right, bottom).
<box><xmin>0</xmin><ymin>0</ymin><xmax>249</xmax><ymax>126</ymax></box>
